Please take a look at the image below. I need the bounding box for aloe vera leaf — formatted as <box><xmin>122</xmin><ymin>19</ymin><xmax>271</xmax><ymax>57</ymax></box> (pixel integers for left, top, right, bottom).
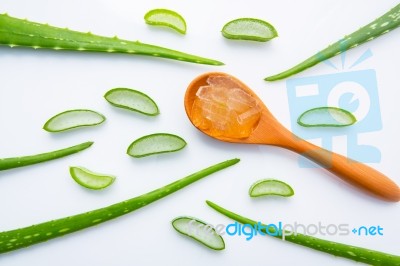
<box><xmin>265</xmin><ymin>4</ymin><xmax>400</xmax><ymax>81</ymax></box>
<box><xmin>0</xmin><ymin>14</ymin><xmax>223</xmax><ymax>65</ymax></box>
<box><xmin>207</xmin><ymin>201</ymin><xmax>400</xmax><ymax>266</ymax></box>
<box><xmin>0</xmin><ymin>159</ymin><xmax>239</xmax><ymax>254</ymax></box>
<box><xmin>172</xmin><ymin>216</ymin><xmax>225</xmax><ymax>250</ymax></box>
<box><xmin>0</xmin><ymin>141</ymin><xmax>93</xmax><ymax>171</ymax></box>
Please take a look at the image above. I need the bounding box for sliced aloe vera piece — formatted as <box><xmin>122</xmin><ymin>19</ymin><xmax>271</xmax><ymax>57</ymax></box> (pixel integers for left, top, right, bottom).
<box><xmin>69</xmin><ymin>166</ymin><xmax>115</xmax><ymax>190</ymax></box>
<box><xmin>172</xmin><ymin>216</ymin><xmax>225</xmax><ymax>250</ymax></box>
<box><xmin>249</xmin><ymin>179</ymin><xmax>294</xmax><ymax>197</ymax></box>
<box><xmin>127</xmin><ymin>133</ymin><xmax>186</xmax><ymax>158</ymax></box>
<box><xmin>43</xmin><ymin>109</ymin><xmax>106</xmax><ymax>132</ymax></box>
<box><xmin>298</xmin><ymin>107</ymin><xmax>356</xmax><ymax>127</ymax></box>
<box><xmin>144</xmin><ymin>9</ymin><xmax>187</xmax><ymax>34</ymax></box>
<box><xmin>104</xmin><ymin>88</ymin><xmax>159</xmax><ymax>116</ymax></box>
<box><xmin>222</xmin><ymin>18</ymin><xmax>278</xmax><ymax>42</ymax></box>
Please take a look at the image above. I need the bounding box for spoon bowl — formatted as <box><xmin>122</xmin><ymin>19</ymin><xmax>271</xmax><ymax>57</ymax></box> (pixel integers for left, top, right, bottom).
<box><xmin>184</xmin><ymin>72</ymin><xmax>286</xmax><ymax>144</ymax></box>
<box><xmin>184</xmin><ymin>72</ymin><xmax>400</xmax><ymax>202</ymax></box>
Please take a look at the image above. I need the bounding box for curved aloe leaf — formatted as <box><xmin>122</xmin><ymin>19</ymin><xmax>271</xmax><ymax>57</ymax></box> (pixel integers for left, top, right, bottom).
<box><xmin>0</xmin><ymin>141</ymin><xmax>93</xmax><ymax>171</ymax></box>
<box><xmin>265</xmin><ymin>4</ymin><xmax>400</xmax><ymax>81</ymax></box>
<box><xmin>0</xmin><ymin>159</ymin><xmax>239</xmax><ymax>254</ymax></box>
<box><xmin>207</xmin><ymin>201</ymin><xmax>400</xmax><ymax>266</ymax></box>
<box><xmin>0</xmin><ymin>14</ymin><xmax>223</xmax><ymax>65</ymax></box>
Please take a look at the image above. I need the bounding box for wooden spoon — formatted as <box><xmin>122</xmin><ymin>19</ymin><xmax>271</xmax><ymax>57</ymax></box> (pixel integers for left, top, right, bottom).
<box><xmin>184</xmin><ymin>72</ymin><xmax>400</xmax><ymax>202</ymax></box>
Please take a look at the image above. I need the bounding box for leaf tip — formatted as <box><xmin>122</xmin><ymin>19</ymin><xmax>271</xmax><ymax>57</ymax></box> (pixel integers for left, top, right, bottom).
<box><xmin>231</xmin><ymin>158</ymin><xmax>240</xmax><ymax>164</ymax></box>
<box><xmin>86</xmin><ymin>141</ymin><xmax>95</xmax><ymax>147</ymax></box>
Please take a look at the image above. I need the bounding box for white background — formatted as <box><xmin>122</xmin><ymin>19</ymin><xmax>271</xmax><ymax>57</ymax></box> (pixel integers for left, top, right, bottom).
<box><xmin>0</xmin><ymin>0</ymin><xmax>399</xmax><ymax>265</ymax></box>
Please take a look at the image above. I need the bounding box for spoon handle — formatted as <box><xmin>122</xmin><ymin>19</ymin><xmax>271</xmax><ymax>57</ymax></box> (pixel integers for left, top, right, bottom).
<box><xmin>283</xmin><ymin>138</ymin><xmax>400</xmax><ymax>202</ymax></box>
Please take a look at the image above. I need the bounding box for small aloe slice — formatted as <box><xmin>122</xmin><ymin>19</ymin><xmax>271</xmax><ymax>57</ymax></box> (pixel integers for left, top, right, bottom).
<box><xmin>127</xmin><ymin>133</ymin><xmax>186</xmax><ymax>158</ymax></box>
<box><xmin>144</xmin><ymin>9</ymin><xmax>187</xmax><ymax>34</ymax></box>
<box><xmin>70</xmin><ymin>166</ymin><xmax>116</xmax><ymax>190</ymax></box>
<box><xmin>104</xmin><ymin>88</ymin><xmax>159</xmax><ymax>116</ymax></box>
<box><xmin>172</xmin><ymin>216</ymin><xmax>225</xmax><ymax>250</ymax></box>
<box><xmin>249</xmin><ymin>179</ymin><xmax>294</xmax><ymax>197</ymax></box>
<box><xmin>298</xmin><ymin>107</ymin><xmax>356</xmax><ymax>127</ymax></box>
<box><xmin>43</xmin><ymin>109</ymin><xmax>106</xmax><ymax>132</ymax></box>
<box><xmin>222</xmin><ymin>18</ymin><xmax>278</xmax><ymax>42</ymax></box>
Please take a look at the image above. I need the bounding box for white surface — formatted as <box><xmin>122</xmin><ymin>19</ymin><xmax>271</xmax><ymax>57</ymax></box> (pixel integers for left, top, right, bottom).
<box><xmin>0</xmin><ymin>0</ymin><xmax>399</xmax><ymax>265</ymax></box>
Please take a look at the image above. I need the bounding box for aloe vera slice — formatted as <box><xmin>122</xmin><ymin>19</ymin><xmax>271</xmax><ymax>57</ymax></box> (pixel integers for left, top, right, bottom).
<box><xmin>249</xmin><ymin>179</ymin><xmax>294</xmax><ymax>197</ymax></box>
<box><xmin>127</xmin><ymin>133</ymin><xmax>186</xmax><ymax>158</ymax></box>
<box><xmin>144</xmin><ymin>9</ymin><xmax>187</xmax><ymax>34</ymax></box>
<box><xmin>297</xmin><ymin>107</ymin><xmax>356</xmax><ymax>127</ymax></box>
<box><xmin>70</xmin><ymin>166</ymin><xmax>115</xmax><ymax>190</ymax></box>
<box><xmin>43</xmin><ymin>109</ymin><xmax>106</xmax><ymax>132</ymax></box>
<box><xmin>222</xmin><ymin>18</ymin><xmax>278</xmax><ymax>42</ymax></box>
<box><xmin>104</xmin><ymin>88</ymin><xmax>159</xmax><ymax>116</ymax></box>
<box><xmin>172</xmin><ymin>216</ymin><xmax>225</xmax><ymax>250</ymax></box>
